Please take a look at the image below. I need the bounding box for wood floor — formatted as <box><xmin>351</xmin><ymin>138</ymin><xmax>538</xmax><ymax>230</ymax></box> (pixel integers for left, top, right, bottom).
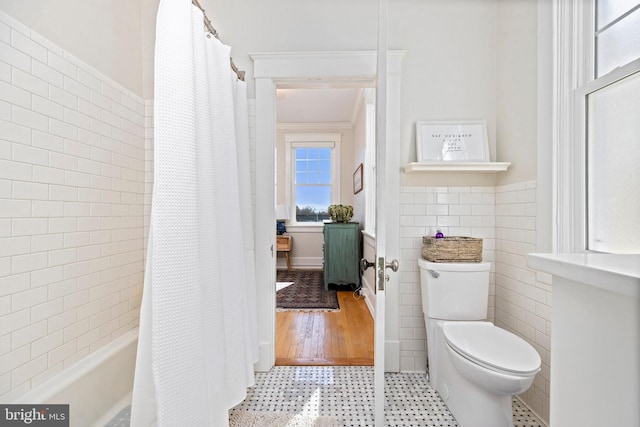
<box><xmin>275</xmin><ymin>290</ymin><xmax>374</xmax><ymax>366</ymax></box>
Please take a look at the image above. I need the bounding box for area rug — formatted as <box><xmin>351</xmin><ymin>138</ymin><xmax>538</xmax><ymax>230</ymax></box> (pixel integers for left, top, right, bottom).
<box><xmin>276</xmin><ymin>270</ymin><xmax>339</xmax><ymax>311</ymax></box>
<box><xmin>230</xmin><ymin>411</ymin><xmax>341</xmax><ymax>427</ymax></box>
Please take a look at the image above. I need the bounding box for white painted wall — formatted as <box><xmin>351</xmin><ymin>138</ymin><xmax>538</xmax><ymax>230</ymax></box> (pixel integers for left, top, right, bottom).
<box><xmin>203</xmin><ymin>0</ymin><xmax>378</xmax><ymax>92</ymax></box>
<box><xmin>204</xmin><ymin>0</ymin><xmax>500</xmax><ymax>158</ymax></box>
<box><xmin>352</xmin><ymin>101</ymin><xmax>367</xmax><ymax>227</ymax></box>
<box><xmin>141</xmin><ymin>0</ymin><xmax>159</xmax><ymax>99</ymax></box>
<box><xmin>496</xmin><ymin>0</ymin><xmax>539</xmax><ymax>185</ymax></box>
<box><xmin>390</xmin><ymin>1</ymin><xmax>499</xmax><ymax>169</ymax></box>
<box><xmin>0</xmin><ymin>0</ymin><xmax>144</xmax><ymax>97</ymax></box>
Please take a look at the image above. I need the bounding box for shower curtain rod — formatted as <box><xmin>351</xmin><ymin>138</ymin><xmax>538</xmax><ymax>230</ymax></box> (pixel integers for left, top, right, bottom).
<box><xmin>192</xmin><ymin>0</ymin><xmax>246</xmax><ymax>81</ymax></box>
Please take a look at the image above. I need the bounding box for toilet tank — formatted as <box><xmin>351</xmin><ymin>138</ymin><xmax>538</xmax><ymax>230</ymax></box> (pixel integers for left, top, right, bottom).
<box><xmin>418</xmin><ymin>259</ymin><xmax>491</xmax><ymax>320</ymax></box>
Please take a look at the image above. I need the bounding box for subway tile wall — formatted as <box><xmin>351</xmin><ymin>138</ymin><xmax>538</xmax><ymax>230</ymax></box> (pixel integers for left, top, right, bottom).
<box><xmin>398</xmin><ymin>185</ymin><xmax>498</xmax><ymax>373</ymax></box>
<box><xmin>0</xmin><ymin>12</ymin><xmax>145</xmax><ymax>400</ymax></box>
<box><xmin>398</xmin><ymin>181</ymin><xmax>549</xmax><ymax>425</ymax></box>
<box><xmin>144</xmin><ymin>100</ymin><xmax>153</xmax><ymax>261</ymax></box>
<box><xmin>495</xmin><ymin>180</ymin><xmax>550</xmax><ymax>423</ymax></box>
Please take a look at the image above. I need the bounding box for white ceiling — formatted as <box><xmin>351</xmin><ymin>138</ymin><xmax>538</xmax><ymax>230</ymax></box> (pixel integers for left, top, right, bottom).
<box><xmin>276</xmin><ymin>88</ymin><xmax>364</xmax><ymax>124</ymax></box>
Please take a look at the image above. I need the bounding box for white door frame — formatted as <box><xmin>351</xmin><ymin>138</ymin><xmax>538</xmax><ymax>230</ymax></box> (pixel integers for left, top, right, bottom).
<box><xmin>250</xmin><ymin>51</ymin><xmax>404</xmax><ymax>372</ymax></box>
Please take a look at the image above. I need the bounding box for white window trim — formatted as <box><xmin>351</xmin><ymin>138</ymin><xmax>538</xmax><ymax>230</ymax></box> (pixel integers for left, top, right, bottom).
<box><xmin>554</xmin><ymin>0</ymin><xmax>594</xmax><ymax>252</ymax></box>
<box><xmin>284</xmin><ymin>132</ymin><xmax>341</xmax><ymax>226</ymax></box>
<box><xmin>554</xmin><ymin>0</ymin><xmax>640</xmax><ymax>252</ymax></box>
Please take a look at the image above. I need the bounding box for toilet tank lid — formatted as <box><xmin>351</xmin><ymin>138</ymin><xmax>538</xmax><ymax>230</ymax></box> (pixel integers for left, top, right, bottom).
<box><xmin>443</xmin><ymin>322</ymin><xmax>541</xmax><ymax>375</ymax></box>
<box><xmin>418</xmin><ymin>259</ymin><xmax>491</xmax><ymax>272</ymax></box>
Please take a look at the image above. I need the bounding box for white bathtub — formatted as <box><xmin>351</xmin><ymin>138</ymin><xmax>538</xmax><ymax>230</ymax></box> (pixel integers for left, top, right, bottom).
<box><xmin>13</xmin><ymin>329</ymin><xmax>138</xmax><ymax>427</ymax></box>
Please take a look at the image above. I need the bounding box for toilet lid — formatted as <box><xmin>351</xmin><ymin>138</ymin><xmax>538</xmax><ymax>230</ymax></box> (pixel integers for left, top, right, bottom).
<box><xmin>443</xmin><ymin>322</ymin><xmax>541</xmax><ymax>375</ymax></box>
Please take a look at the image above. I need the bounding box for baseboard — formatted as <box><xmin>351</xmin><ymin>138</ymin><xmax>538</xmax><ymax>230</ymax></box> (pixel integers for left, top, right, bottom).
<box><xmin>277</xmin><ymin>256</ymin><xmax>323</xmax><ymax>270</ymax></box>
<box><xmin>362</xmin><ymin>286</ymin><xmax>375</xmax><ymax>317</ymax></box>
<box><xmin>254</xmin><ymin>342</ymin><xmax>274</xmax><ymax>372</ymax></box>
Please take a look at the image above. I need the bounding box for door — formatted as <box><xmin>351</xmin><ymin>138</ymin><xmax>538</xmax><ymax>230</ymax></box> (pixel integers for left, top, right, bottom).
<box><xmin>374</xmin><ymin>0</ymin><xmax>395</xmax><ymax>424</ymax></box>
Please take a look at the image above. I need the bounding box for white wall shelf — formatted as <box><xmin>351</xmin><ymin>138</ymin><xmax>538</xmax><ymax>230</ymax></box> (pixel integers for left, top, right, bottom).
<box><xmin>403</xmin><ymin>162</ymin><xmax>511</xmax><ymax>173</ymax></box>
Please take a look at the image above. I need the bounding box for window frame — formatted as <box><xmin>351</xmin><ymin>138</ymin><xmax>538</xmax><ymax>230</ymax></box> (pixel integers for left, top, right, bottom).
<box><xmin>284</xmin><ymin>133</ymin><xmax>341</xmax><ymax>227</ymax></box>
<box><xmin>576</xmin><ymin>58</ymin><xmax>640</xmax><ymax>252</ymax></box>
<box><xmin>555</xmin><ymin>0</ymin><xmax>640</xmax><ymax>253</ymax></box>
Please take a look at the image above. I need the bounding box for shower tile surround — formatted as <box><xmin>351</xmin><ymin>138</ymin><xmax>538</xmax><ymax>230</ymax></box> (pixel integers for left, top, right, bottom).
<box><xmin>0</xmin><ymin>12</ymin><xmax>145</xmax><ymax>400</ymax></box>
<box><xmin>397</xmin><ymin>181</ymin><xmax>550</xmax><ymax>422</ymax></box>
<box><xmin>105</xmin><ymin>367</ymin><xmax>545</xmax><ymax>427</ymax></box>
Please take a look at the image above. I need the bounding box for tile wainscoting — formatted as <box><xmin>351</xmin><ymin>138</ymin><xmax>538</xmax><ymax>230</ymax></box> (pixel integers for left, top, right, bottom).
<box><xmin>0</xmin><ymin>11</ymin><xmax>145</xmax><ymax>401</ymax></box>
<box><xmin>495</xmin><ymin>181</ymin><xmax>550</xmax><ymax>422</ymax></box>
<box><xmin>397</xmin><ymin>180</ymin><xmax>550</xmax><ymax>424</ymax></box>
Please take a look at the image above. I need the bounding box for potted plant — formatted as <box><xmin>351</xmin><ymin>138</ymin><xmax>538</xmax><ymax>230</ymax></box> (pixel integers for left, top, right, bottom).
<box><xmin>328</xmin><ymin>204</ymin><xmax>354</xmax><ymax>222</ymax></box>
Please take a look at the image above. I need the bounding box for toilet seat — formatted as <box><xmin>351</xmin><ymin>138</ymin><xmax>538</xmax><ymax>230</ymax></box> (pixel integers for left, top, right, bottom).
<box><xmin>443</xmin><ymin>322</ymin><xmax>541</xmax><ymax>375</ymax></box>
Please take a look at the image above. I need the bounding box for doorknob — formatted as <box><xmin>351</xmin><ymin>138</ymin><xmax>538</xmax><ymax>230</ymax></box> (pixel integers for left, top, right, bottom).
<box><xmin>385</xmin><ymin>259</ymin><xmax>399</xmax><ymax>272</ymax></box>
<box><xmin>377</xmin><ymin>257</ymin><xmax>399</xmax><ymax>291</ymax></box>
<box><xmin>360</xmin><ymin>258</ymin><xmax>375</xmax><ymax>274</ymax></box>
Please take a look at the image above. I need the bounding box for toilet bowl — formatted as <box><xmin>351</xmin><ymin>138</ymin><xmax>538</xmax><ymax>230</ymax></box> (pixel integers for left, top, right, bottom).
<box><xmin>443</xmin><ymin>322</ymin><xmax>540</xmax><ymax>395</ymax></box>
<box><xmin>418</xmin><ymin>258</ymin><xmax>541</xmax><ymax>427</ymax></box>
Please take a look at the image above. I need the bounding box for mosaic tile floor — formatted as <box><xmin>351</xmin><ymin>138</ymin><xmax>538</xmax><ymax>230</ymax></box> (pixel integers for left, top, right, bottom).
<box><xmin>106</xmin><ymin>366</ymin><xmax>545</xmax><ymax>426</ymax></box>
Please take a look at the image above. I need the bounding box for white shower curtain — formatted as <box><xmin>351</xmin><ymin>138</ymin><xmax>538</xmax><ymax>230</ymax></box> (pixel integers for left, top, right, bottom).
<box><xmin>131</xmin><ymin>0</ymin><xmax>258</xmax><ymax>425</ymax></box>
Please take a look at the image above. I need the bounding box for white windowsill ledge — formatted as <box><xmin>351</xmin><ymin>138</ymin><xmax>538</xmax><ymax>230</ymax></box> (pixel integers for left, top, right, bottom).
<box><xmin>284</xmin><ymin>224</ymin><xmax>324</xmax><ymax>233</ymax></box>
<box><xmin>528</xmin><ymin>253</ymin><xmax>640</xmax><ymax>298</ymax></box>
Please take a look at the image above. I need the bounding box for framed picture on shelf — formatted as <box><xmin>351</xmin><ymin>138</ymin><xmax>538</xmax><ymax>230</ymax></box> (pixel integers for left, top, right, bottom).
<box><xmin>416</xmin><ymin>120</ymin><xmax>489</xmax><ymax>162</ymax></box>
<box><xmin>353</xmin><ymin>163</ymin><xmax>363</xmax><ymax>194</ymax></box>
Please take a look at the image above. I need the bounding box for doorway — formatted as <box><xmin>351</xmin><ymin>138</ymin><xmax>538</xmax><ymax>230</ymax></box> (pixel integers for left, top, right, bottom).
<box><xmin>251</xmin><ymin>50</ymin><xmax>403</xmax><ymax>375</ymax></box>
<box><xmin>274</xmin><ymin>85</ymin><xmax>375</xmax><ymax>366</ymax></box>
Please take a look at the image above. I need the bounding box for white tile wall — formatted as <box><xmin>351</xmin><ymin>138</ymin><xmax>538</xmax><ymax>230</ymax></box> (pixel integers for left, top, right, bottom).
<box><xmin>0</xmin><ymin>11</ymin><xmax>144</xmax><ymax>401</ymax></box>
<box><xmin>398</xmin><ymin>185</ymin><xmax>497</xmax><ymax>373</ymax></box>
<box><xmin>398</xmin><ymin>181</ymin><xmax>550</xmax><ymax>425</ymax></box>
<box><xmin>495</xmin><ymin>180</ymin><xmax>550</xmax><ymax>423</ymax></box>
<box><xmin>144</xmin><ymin>100</ymin><xmax>153</xmax><ymax>260</ymax></box>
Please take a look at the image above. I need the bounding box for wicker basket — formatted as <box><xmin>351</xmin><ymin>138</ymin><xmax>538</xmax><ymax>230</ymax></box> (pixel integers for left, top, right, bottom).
<box><xmin>422</xmin><ymin>236</ymin><xmax>483</xmax><ymax>263</ymax></box>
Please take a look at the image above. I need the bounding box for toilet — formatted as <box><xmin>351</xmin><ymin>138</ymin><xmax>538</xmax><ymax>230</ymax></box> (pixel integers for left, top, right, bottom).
<box><xmin>418</xmin><ymin>258</ymin><xmax>541</xmax><ymax>427</ymax></box>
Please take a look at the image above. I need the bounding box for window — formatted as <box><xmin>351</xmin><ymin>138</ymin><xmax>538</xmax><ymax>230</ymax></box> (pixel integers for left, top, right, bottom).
<box><xmin>583</xmin><ymin>0</ymin><xmax>640</xmax><ymax>253</ymax></box>
<box><xmin>595</xmin><ymin>1</ymin><xmax>640</xmax><ymax>77</ymax></box>
<box><xmin>584</xmin><ymin>66</ymin><xmax>640</xmax><ymax>252</ymax></box>
<box><xmin>556</xmin><ymin>0</ymin><xmax>640</xmax><ymax>253</ymax></box>
<box><xmin>294</xmin><ymin>146</ymin><xmax>331</xmax><ymax>222</ymax></box>
<box><xmin>285</xmin><ymin>134</ymin><xmax>341</xmax><ymax>225</ymax></box>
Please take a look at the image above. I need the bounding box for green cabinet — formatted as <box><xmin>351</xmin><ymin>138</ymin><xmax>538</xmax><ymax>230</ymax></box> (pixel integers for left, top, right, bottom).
<box><xmin>323</xmin><ymin>222</ymin><xmax>362</xmax><ymax>291</ymax></box>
